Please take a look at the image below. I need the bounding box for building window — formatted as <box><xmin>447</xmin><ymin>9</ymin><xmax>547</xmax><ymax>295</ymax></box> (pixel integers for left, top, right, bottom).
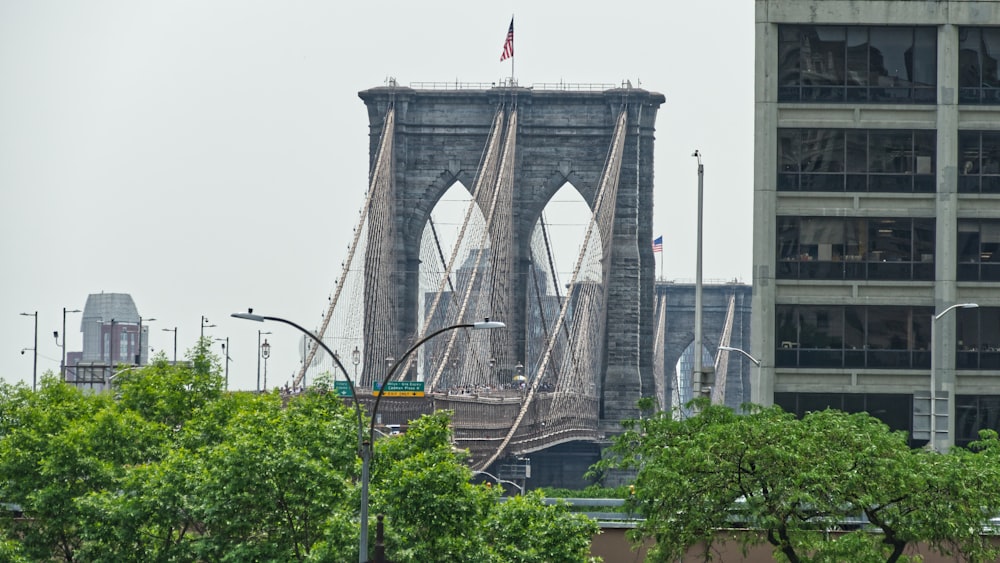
<box><xmin>778</xmin><ymin>129</ymin><xmax>935</xmax><ymax>193</ymax></box>
<box><xmin>955</xmin><ymin>395</ymin><xmax>1000</xmax><ymax>447</ymax></box>
<box><xmin>958</xmin><ymin>131</ymin><xmax>1000</xmax><ymax>193</ymax></box>
<box><xmin>775</xmin><ymin>305</ymin><xmax>932</xmax><ymax>369</ymax></box>
<box><xmin>775</xmin><ymin>392</ymin><xmax>915</xmax><ymax>443</ymax></box>
<box><xmin>958</xmin><ymin>27</ymin><xmax>1000</xmax><ymax>104</ymax></box>
<box><xmin>777</xmin><ymin>217</ymin><xmax>934</xmax><ymax>281</ymax></box>
<box><xmin>778</xmin><ymin>25</ymin><xmax>937</xmax><ymax>103</ymax></box>
<box><xmin>955</xmin><ymin>307</ymin><xmax>1000</xmax><ymax>370</ymax></box>
<box><xmin>957</xmin><ymin>220</ymin><xmax>1000</xmax><ymax>281</ymax></box>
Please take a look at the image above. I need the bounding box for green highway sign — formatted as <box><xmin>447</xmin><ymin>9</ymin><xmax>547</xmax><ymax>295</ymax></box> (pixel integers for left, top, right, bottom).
<box><xmin>373</xmin><ymin>381</ymin><xmax>425</xmax><ymax>397</ymax></box>
<box><xmin>334</xmin><ymin>380</ymin><xmax>354</xmax><ymax>397</ymax></box>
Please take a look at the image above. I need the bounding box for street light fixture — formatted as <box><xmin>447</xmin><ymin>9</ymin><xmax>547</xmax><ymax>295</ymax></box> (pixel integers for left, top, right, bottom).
<box><xmin>162</xmin><ymin>327</ymin><xmax>178</xmax><ymax>363</ymax></box>
<box><xmin>261</xmin><ymin>338</ymin><xmax>271</xmax><ymax>390</ymax></box>
<box><xmin>717</xmin><ymin>346</ymin><xmax>762</xmax><ymax>367</ymax></box>
<box><xmin>20</xmin><ymin>312</ymin><xmax>38</xmax><ymax>391</ymax></box>
<box><xmin>471</xmin><ymin>470</ymin><xmax>524</xmax><ymax>494</ymax></box>
<box><xmin>232</xmin><ymin>310</ymin><xmax>504</xmax><ymax>563</ymax></box>
<box><xmin>929</xmin><ymin>302</ymin><xmax>978</xmax><ymax>452</ymax></box>
<box><xmin>257</xmin><ymin>330</ymin><xmax>272</xmax><ymax>392</ymax></box>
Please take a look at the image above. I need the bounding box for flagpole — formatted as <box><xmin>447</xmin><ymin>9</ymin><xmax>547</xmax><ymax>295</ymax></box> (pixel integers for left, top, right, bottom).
<box><xmin>510</xmin><ymin>15</ymin><xmax>514</xmax><ymax>85</ymax></box>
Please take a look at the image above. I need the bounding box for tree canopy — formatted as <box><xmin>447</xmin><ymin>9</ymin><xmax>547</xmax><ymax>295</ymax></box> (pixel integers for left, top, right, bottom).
<box><xmin>595</xmin><ymin>397</ymin><xmax>1000</xmax><ymax>563</ymax></box>
<box><xmin>0</xmin><ymin>342</ymin><xmax>600</xmax><ymax>562</ymax></box>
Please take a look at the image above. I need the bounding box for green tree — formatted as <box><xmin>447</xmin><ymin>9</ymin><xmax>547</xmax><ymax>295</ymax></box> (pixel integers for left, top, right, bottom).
<box><xmin>189</xmin><ymin>389</ymin><xmax>358</xmax><ymax>562</ymax></box>
<box><xmin>375</xmin><ymin>411</ymin><xmax>601</xmax><ymax>563</ymax></box>
<box><xmin>113</xmin><ymin>341</ymin><xmax>224</xmax><ymax>429</ymax></box>
<box><xmin>597</xmin><ymin>398</ymin><xmax>1000</xmax><ymax>563</ymax></box>
<box><xmin>485</xmin><ymin>491</ymin><xmax>600</xmax><ymax>563</ymax></box>
<box><xmin>0</xmin><ymin>377</ymin><xmax>165</xmax><ymax>562</ymax></box>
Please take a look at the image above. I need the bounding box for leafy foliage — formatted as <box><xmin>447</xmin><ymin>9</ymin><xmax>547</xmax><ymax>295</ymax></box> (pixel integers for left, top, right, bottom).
<box><xmin>0</xmin><ymin>362</ymin><xmax>601</xmax><ymax>562</ymax></box>
<box><xmin>596</xmin><ymin>398</ymin><xmax>1000</xmax><ymax>563</ymax></box>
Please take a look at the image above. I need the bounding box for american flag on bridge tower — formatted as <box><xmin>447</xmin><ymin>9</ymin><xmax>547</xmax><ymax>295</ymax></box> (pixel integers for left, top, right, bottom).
<box><xmin>500</xmin><ymin>18</ymin><xmax>514</xmax><ymax>61</ymax></box>
<box><xmin>652</xmin><ymin>236</ymin><xmax>663</xmax><ymax>253</ymax></box>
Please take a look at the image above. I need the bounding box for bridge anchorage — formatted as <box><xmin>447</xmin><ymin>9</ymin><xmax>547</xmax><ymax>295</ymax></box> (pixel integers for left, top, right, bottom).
<box><xmin>298</xmin><ymin>82</ymin><xmax>665</xmax><ymax>482</ymax></box>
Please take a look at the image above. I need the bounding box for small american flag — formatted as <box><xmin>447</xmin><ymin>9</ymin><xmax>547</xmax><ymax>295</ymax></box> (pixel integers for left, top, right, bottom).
<box><xmin>652</xmin><ymin>236</ymin><xmax>663</xmax><ymax>253</ymax></box>
<box><xmin>500</xmin><ymin>18</ymin><xmax>514</xmax><ymax>61</ymax></box>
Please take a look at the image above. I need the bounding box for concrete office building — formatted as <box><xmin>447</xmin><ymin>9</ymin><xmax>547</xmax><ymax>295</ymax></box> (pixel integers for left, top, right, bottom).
<box><xmin>753</xmin><ymin>0</ymin><xmax>1000</xmax><ymax>450</ymax></box>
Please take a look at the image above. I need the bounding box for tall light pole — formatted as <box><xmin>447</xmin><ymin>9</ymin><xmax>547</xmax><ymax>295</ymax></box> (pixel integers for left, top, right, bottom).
<box><xmin>362</xmin><ymin>318</ymin><xmax>504</xmax><ymax>562</ymax></box>
<box><xmin>257</xmin><ymin>330</ymin><xmax>272</xmax><ymax>392</ymax></box>
<box><xmin>20</xmin><ymin>312</ymin><xmax>38</xmax><ymax>391</ymax></box>
<box><xmin>692</xmin><ymin>150</ymin><xmax>707</xmax><ymax>398</ymax></box>
<box><xmin>137</xmin><ymin>317</ymin><xmax>156</xmax><ymax>365</ymax></box>
<box><xmin>201</xmin><ymin>316</ymin><xmax>216</xmax><ymax>339</ymax></box>
<box><xmin>56</xmin><ymin>308</ymin><xmax>81</xmax><ymax>380</ymax></box>
<box><xmin>930</xmin><ymin>302</ymin><xmax>978</xmax><ymax>452</ymax></box>
<box><xmin>216</xmin><ymin>337</ymin><xmax>231</xmax><ymax>389</ymax></box>
<box><xmin>232</xmin><ymin>310</ymin><xmax>504</xmax><ymax>563</ymax></box>
<box><xmin>162</xmin><ymin>327</ymin><xmax>178</xmax><ymax>363</ymax></box>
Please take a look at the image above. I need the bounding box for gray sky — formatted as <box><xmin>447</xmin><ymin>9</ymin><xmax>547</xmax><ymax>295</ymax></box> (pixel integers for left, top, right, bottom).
<box><xmin>0</xmin><ymin>0</ymin><xmax>754</xmax><ymax>390</ymax></box>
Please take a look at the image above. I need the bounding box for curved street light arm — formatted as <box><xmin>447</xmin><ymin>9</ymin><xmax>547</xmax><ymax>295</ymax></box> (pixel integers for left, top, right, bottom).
<box><xmin>471</xmin><ymin>470</ymin><xmax>524</xmax><ymax>494</ymax></box>
<box><xmin>934</xmin><ymin>302</ymin><xmax>978</xmax><ymax>321</ymax></box>
<box><xmin>717</xmin><ymin>345</ymin><xmax>762</xmax><ymax>367</ymax></box>
<box><xmin>368</xmin><ymin>319</ymin><xmax>505</xmax><ymax>444</ymax></box>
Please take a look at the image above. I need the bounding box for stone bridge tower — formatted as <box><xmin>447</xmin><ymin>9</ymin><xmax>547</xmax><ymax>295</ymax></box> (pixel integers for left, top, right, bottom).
<box><xmin>357</xmin><ymin>84</ymin><xmax>664</xmax><ymax>425</ymax></box>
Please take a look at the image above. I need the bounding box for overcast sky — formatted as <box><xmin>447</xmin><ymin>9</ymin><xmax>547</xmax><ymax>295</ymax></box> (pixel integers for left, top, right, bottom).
<box><xmin>0</xmin><ymin>0</ymin><xmax>754</xmax><ymax>390</ymax></box>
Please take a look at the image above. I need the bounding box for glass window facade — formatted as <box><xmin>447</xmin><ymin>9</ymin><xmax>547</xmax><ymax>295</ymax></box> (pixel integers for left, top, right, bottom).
<box><xmin>775</xmin><ymin>305</ymin><xmax>932</xmax><ymax>369</ymax></box>
<box><xmin>956</xmin><ymin>395</ymin><xmax>1000</xmax><ymax>447</ymax></box>
<box><xmin>958</xmin><ymin>131</ymin><xmax>1000</xmax><ymax>193</ymax></box>
<box><xmin>778</xmin><ymin>216</ymin><xmax>934</xmax><ymax>281</ymax></box>
<box><xmin>778</xmin><ymin>25</ymin><xmax>937</xmax><ymax>103</ymax></box>
<box><xmin>957</xmin><ymin>220</ymin><xmax>1000</xmax><ymax>281</ymax></box>
<box><xmin>775</xmin><ymin>392</ymin><xmax>915</xmax><ymax>443</ymax></box>
<box><xmin>778</xmin><ymin>129</ymin><xmax>936</xmax><ymax>193</ymax></box>
<box><xmin>955</xmin><ymin>307</ymin><xmax>1000</xmax><ymax>370</ymax></box>
<box><xmin>959</xmin><ymin>27</ymin><xmax>1000</xmax><ymax>104</ymax></box>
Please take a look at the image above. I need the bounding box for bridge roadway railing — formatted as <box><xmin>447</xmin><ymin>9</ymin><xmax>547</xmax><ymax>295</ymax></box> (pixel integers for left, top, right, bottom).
<box><xmin>431</xmin><ymin>392</ymin><xmax>602</xmax><ymax>462</ymax></box>
<box><xmin>348</xmin><ymin>391</ymin><xmax>603</xmax><ymax>463</ymax></box>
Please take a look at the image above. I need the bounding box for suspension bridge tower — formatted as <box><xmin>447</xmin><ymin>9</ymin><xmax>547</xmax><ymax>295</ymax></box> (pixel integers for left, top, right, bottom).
<box><xmin>354</xmin><ymin>82</ymin><xmax>664</xmax><ymax>430</ymax></box>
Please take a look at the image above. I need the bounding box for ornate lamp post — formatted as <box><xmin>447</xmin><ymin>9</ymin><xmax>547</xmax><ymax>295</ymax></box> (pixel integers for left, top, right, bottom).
<box><xmin>261</xmin><ymin>338</ymin><xmax>271</xmax><ymax>390</ymax></box>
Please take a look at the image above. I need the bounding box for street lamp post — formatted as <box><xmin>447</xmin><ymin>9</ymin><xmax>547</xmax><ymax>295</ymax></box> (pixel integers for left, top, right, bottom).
<box><xmin>692</xmin><ymin>150</ymin><xmax>707</xmax><ymax>398</ymax></box>
<box><xmin>201</xmin><ymin>316</ymin><xmax>216</xmax><ymax>339</ymax></box>
<box><xmin>930</xmin><ymin>302</ymin><xmax>978</xmax><ymax>452</ymax></box>
<box><xmin>261</xmin><ymin>339</ymin><xmax>271</xmax><ymax>390</ymax></box>
<box><xmin>162</xmin><ymin>327</ymin><xmax>178</xmax><ymax>363</ymax></box>
<box><xmin>233</xmin><ymin>311</ymin><xmax>504</xmax><ymax>563</ymax></box>
<box><xmin>352</xmin><ymin>346</ymin><xmax>361</xmax><ymax>385</ymax></box>
<box><xmin>257</xmin><ymin>330</ymin><xmax>272</xmax><ymax>392</ymax></box>
<box><xmin>216</xmin><ymin>337</ymin><xmax>230</xmax><ymax>389</ymax></box>
<box><xmin>20</xmin><ymin>312</ymin><xmax>38</xmax><ymax>391</ymax></box>
<box><xmin>57</xmin><ymin>308</ymin><xmax>81</xmax><ymax>380</ymax></box>
<box><xmin>362</xmin><ymin>318</ymin><xmax>505</xmax><ymax>562</ymax></box>
<box><xmin>137</xmin><ymin>317</ymin><xmax>156</xmax><ymax>365</ymax></box>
